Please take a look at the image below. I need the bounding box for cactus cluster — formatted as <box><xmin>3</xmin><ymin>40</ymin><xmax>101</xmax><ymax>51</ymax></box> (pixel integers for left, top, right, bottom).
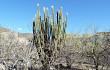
<box><xmin>32</xmin><ymin>4</ymin><xmax>68</xmax><ymax>69</ymax></box>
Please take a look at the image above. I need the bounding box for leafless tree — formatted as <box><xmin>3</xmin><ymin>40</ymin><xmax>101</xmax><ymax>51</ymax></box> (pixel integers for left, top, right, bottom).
<box><xmin>81</xmin><ymin>32</ymin><xmax>110</xmax><ymax>70</ymax></box>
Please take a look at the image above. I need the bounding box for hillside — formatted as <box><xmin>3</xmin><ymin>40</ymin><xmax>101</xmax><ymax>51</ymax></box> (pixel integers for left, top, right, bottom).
<box><xmin>0</xmin><ymin>27</ymin><xmax>110</xmax><ymax>70</ymax></box>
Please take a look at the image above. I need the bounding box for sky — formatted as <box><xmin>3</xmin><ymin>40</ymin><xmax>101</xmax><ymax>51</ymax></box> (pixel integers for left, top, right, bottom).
<box><xmin>0</xmin><ymin>0</ymin><xmax>110</xmax><ymax>34</ymax></box>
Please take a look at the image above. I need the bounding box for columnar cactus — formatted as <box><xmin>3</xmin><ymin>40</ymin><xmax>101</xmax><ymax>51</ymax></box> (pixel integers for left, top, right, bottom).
<box><xmin>32</xmin><ymin>4</ymin><xmax>68</xmax><ymax>69</ymax></box>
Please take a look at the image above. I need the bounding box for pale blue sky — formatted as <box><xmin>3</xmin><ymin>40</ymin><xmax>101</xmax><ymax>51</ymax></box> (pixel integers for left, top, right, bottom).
<box><xmin>0</xmin><ymin>0</ymin><xmax>110</xmax><ymax>34</ymax></box>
